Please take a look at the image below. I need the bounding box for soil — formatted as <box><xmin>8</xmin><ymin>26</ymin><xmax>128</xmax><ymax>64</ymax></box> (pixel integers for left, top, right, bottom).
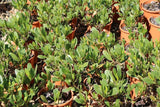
<box><xmin>111</xmin><ymin>21</ymin><xmax>120</xmax><ymax>40</ymax></box>
<box><xmin>83</xmin><ymin>75</ymin><xmax>102</xmax><ymax>91</ymax></box>
<box><xmin>122</xmin><ymin>25</ymin><xmax>139</xmax><ymax>33</ymax></box>
<box><xmin>150</xmin><ymin>17</ymin><xmax>160</xmax><ymax>26</ymax></box>
<box><xmin>0</xmin><ymin>2</ymin><xmax>17</xmax><ymax>20</ymax></box>
<box><xmin>143</xmin><ymin>1</ymin><xmax>160</xmax><ymax>11</ymax></box>
<box><xmin>133</xmin><ymin>96</ymin><xmax>153</xmax><ymax>106</ymax></box>
<box><xmin>75</xmin><ymin>23</ymin><xmax>89</xmax><ymax>39</ymax></box>
<box><xmin>0</xmin><ymin>2</ymin><xmax>11</xmax><ymax>14</ymax></box>
<box><xmin>41</xmin><ymin>90</ymin><xmax>72</xmax><ymax>104</ymax></box>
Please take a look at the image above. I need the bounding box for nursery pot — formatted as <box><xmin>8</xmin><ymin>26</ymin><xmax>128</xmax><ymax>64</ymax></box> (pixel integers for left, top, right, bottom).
<box><xmin>103</xmin><ymin>19</ymin><xmax>113</xmax><ymax>35</ymax></box>
<box><xmin>141</xmin><ymin>0</ymin><xmax>160</xmax><ymax>21</ymax></box>
<box><xmin>149</xmin><ymin>16</ymin><xmax>160</xmax><ymax>44</ymax></box>
<box><xmin>119</xmin><ymin>20</ymin><xmax>130</xmax><ymax>44</ymax></box>
<box><xmin>38</xmin><ymin>81</ymin><xmax>73</xmax><ymax>107</ymax></box>
<box><xmin>32</xmin><ymin>21</ymin><xmax>42</xmax><ymax>29</ymax></box>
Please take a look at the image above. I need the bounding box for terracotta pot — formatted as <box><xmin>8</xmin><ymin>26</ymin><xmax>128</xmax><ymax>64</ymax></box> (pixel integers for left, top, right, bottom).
<box><xmin>103</xmin><ymin>19</ymin><xmax>113</xmax><ymax>35</ymax></box>
<box><xmin>32</xmin><ymin>21</ymin><xmax>42</xmax><ymax>29</ymax></box>
<box><xmin>148</xmin><ymin>16</ymin><xmax>160</xmax><ymax>44</ymax></box>
<box><xmin>38</xmin><ymin>82</ymin><xmax>73</xmax><ymax>107</ymax></box>
<box><xmin>119</xmin><ymin>20</ymin><xmax>130</xmax><ymax>44</ymax></box>
<box><xmin>66</xmin><ymin>28</ymin><xmax>76</xmax><ymax>41</ymax></box>
<box><xmin>130</xmin><ymin>77</ymin><xmax>141</xmax><ymax>100</ymax></box>
<box><xmin>141</xmin><ymin>0</ymin><xmax>160</xmax><ymax>21</ymax></box>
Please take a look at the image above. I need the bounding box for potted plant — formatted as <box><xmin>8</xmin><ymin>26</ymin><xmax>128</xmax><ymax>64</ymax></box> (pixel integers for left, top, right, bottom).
<box><xmin>102</xmin><ymin>43</ymin><xmax>128</xmax><ymax>71</ymax></box>
<box><xmin>38</xmin><ymin>76</ymin><xmax>74</xmax><ymax>106</ymax></box>
<box><xmin>118</xmin><ymin>0</ymin><xmax>144</xmax><ymax>44</ymax></box>
<box><xmin>4</xmin><ymin>63</ymin><xmax>39</xmax><ymax>106</ymax></box>
<box><xmin>75</xmin><ymin>91</ymin><xmax>94</xmax><ymax>106</ymax></box>
<box><xmin>92</xmin><ymin>68</ymin><xmax>127</xmax><ymax>106</ymax></box>
<box><xmin>86</xmin><ymin>0</ymin><xmax>113</xmax><ymax>35</ymax></box>
<box><xmin>141</xmin><ymin>0</ymin><xmax>160</xmax><ymax>21</ymax></box>
<box><xmin>126</xmin><ymin>36</ymin><xmax>154</xmax><ymax>100</ymax></box>
<box><xmin>64</xmin><ymin>0</ymin><xmax>91</xmax><ymax>40</ymax></box>
<box><xmin>148</xmin><ymin>16</ymin><xmax>160</xmax><ymax>45</ymax></box>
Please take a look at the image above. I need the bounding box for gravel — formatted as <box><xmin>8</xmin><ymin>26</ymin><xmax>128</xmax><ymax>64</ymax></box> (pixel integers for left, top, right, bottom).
<box><xmin>143</xmin><ymin>1</ymin><xmax>160</xmax><ymax>11</ymax></box>
<box><xmin>150</xmin><ymin>17</ymin><xmax>160</xmax><ymax>26</ymax></box>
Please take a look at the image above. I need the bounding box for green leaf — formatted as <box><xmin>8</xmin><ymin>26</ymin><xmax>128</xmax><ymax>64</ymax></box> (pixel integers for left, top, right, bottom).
<box><xmin>157</xmin><ymin>102</ymin><xmax>160</xmax><ymax>107</ymax></box>
<box><xmin>38</xmin><ymin>55</ymin><xmax>46</xmax><ymax>59</ymax></box>
<box><xmin>114</xmin><ymin>99</ymin><xmax>120</xmax><ymax>107</ymax></box>
<box><xmin>0</xmin><ymin>19</ymin><xmax>5</xmax><ymax>27</ymax></box>
<box><xmin>112</xmin><ymin>87</ymin><xmax>119</xmax><ymax>96</ymax></box>
<box><xmin>117</xmin><ymin>65</ymin><xmax>122</xmax><ymax>79</ymax></box>
<box><xmin>75</xmin><ymin>93</ymin><xmax>86</xmax><ymax>105</ymax></box>
<box><xmin>53</xmin><ymin>88</ymin><xmax>60</xmax><ymax>101</ymax></box>
<box><xmin>94</xmin><ymin>84</ymin><xmax>102</xmax><ymax>96</ymax></box>
<box><xmin>150</xmin><ymin>95</ymin><xmax>156</xmax><ymax>102</ymax></box>
<box><xmin>9</xmin><ymin>53</ymin><xmax>19</xmax><ymax>61</ymax></box>
<box><xmin>103</xmin><ymin>50</ymin><xmax>112</xmax><ymax>61</ymax></box>
<box><xmin>105</xmin><ymin>101</ymin><xmax>110</xmax><ymax>107</ymax></box>
<box><xmin>25</xmin><ymin>63</ymin><xmax>35</xmax><ymax>81</ymax></box>
<box><xmin>0</xmin><ymin>84</ymin><xmax>4</xmax><ymax>96</ymax></box>
<box><xmin>66</xmin><ymin>55</ymin><xmax>73</xmax><ymax>63</ymax></box>
<box><xmin>41</xmin><ymin>44</ymin><xmax>51</xmax><ymax>55</ymax></box>
<box><xmin>47</xmin><ymin>81</ymin><xmax>54</xmax><ymax>91</ymax></box>
<box><xmin>157</xmin><ymin>87</ymin><xmax>160</xmax><ymax>97</ymax></box>
<box><xmin>52</xmin><ymin>77</ymin><xmax>60</xmax><ymax>82</ymax></box>
<box><xmin>40</xmin><ymin>95</ymin><xmax>48</xmax><ymax>103</ymax></box>
<box><xmin>143</xmin><ymin>77</ymin><xmax>155</xmax><ymax>85</ymax></box>
<box><xmin>62</xmin><ymin>87</ymin><xmax>72</xmax><ymax>93</ymax></box>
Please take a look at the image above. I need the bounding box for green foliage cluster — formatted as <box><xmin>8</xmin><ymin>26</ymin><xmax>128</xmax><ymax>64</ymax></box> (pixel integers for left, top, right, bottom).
<box><xmin>0</xmin><ymin>0</ymin><xmax>160</xmax><ymax>106</ymax></box>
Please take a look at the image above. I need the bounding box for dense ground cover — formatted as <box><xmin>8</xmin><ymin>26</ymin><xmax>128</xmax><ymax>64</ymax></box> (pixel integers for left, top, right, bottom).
<box><xmin>0</xmin><ymin>0</ymin><xmax>160</xmax><ymax>106</ymax></box>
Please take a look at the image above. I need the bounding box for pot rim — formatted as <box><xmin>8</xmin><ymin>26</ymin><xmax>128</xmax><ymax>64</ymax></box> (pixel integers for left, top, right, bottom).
<box><xmin>141</xmin><ymin>0</ymin><xmax>160</xmax><ymax>13</ymax></box>
<box><xmin>149</xmin><ymin>16</ymin><xmax>160</xmax><ymax>28</ymax></box>
<box><xmin>119</xmin><ymin>21</ymin><xmax>130</xmax><ymax>34</ymax></box>
<box><xmin>38</xmin><ymin>87</ymin><xmax>74</xmax><ymax>106</ymax></box>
